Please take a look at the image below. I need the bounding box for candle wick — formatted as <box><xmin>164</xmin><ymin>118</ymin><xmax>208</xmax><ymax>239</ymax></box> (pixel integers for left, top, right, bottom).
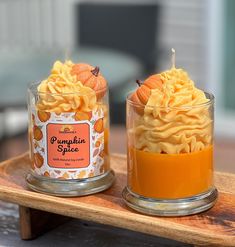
<box><xmin>171</xmin><ymin>48</ymin><xmax>176</xmax><ymax>69</ymax></box>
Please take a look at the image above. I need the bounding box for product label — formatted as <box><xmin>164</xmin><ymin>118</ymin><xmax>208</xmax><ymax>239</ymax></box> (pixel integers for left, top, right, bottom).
<box><xmin>31</xmin><ymin>108</ymin><xmax>106</xmax><ymax>179</ymax></box>
<box><xmin>47</xmin><ymin>123</ymin><xmax>90</xmax><ymax>169</ymax></box>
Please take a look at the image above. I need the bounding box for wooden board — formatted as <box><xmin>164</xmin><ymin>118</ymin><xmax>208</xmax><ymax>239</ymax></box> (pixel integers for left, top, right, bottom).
<box><xmin>0</xmin><ymin>202</ymin><xmax>190</xmax><ymax>246</ymax></box>
<box><xmin>0</xmin><ymin>153</ymin><xmax>234</xmax><ymax>247</ymax></box>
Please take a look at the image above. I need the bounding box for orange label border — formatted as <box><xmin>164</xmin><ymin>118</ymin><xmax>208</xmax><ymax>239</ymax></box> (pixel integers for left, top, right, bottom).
<box><xmin>45</xmin><ymin>122</ymin><xmax>91</xmax><ymax>169</ymax></box>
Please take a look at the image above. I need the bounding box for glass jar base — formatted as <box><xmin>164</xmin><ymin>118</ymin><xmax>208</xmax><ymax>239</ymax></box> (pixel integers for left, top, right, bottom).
<box><xmin>122</xmin><ymin>187</ymin><xmax>218</xmax><ymax>216</ymax></box>
<box><xmin>26</xmin><ymin>170</ymin><xmax>115</xmax><ymax>197</ymax></box>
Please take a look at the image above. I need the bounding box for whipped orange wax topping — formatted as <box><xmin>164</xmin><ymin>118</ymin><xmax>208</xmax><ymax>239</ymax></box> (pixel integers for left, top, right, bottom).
<box><xmin>37</xmin><ymin>61</ymin><xmax>97</xmax><ymax>114</ymax></box>
<box><xmin>133</xmin><ymin>68</ymin><xmax>212</xmax><ymax>154</ymax></box>
<box><xmin>148</xmin><ymin>68</ymin><xmax>208</xmax><ymax>107</ymax></box>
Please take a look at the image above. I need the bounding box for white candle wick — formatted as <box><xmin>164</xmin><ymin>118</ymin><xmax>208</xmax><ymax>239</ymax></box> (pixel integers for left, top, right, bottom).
<box><xmin>171</xmin><ymin>48</ymin><xmax>176</xmax><ymax>69</ymax></box>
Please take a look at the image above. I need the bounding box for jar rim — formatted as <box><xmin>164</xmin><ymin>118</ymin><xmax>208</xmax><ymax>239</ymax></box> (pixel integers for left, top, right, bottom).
<box><xmin>126</xmin><ymin>91</ymin><xmax>214</xmax><ymax>110</ymax></box>
<box><xmin>28</xmin><ymin>82</ymin><xmax>107</xmax><ymax>97</ymax></box>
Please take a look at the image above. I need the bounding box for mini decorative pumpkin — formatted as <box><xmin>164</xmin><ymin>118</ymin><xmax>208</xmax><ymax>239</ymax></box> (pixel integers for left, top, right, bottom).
<box><xmin>144</xmin><ymin>74</ymin><xmax>163</xmax><ymax>90</ymax></box>
<box><xmin>130</xmin><ymin>75</ymin><xmax>163</xmax><ymax>105</ymax></box>
<box><xmin>130</xmin><ymin>74</ymin><xmax>163</xmax><ymax>114</ymax></box>
<box><xmin>71</xmin><ymin>63</ymin><xmax>107</xmax><ymax>99</ymax></box>
<box><xmin>130</xmin><ymin>80</ymin><xmax>149</xmax><ymax>105</ymax></box>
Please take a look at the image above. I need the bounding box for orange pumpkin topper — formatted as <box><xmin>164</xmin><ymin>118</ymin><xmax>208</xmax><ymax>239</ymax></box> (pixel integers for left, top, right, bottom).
<box><xmin>130</xmin><ymin>75</ymin><xmax>163</xmax><ymax>114</ymax></box>
<box><xmin>130</xmin><ymin>75</ymin><xmax>163</xmax><ymax>106</ymax></box>
<box><xmin>71</xmin><ymin>63</ymin><xmax>107</xmax><ymax>99</ymax></box>
<box><xmin>144</xmin><ymin>74</ymin><xmax>163</xmax><ymax>90</ymax></box>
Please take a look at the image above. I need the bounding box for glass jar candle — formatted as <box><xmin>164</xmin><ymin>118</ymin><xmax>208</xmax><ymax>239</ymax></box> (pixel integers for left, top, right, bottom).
<box><xmin>123</xmin><ymin>92</ymin><xmax>217</xmax><ymax>216</ymax></box>
<box><xmin>27</xmin><ymin>82</ymin><xmax>115</xmax><ymax>197</ymax></box>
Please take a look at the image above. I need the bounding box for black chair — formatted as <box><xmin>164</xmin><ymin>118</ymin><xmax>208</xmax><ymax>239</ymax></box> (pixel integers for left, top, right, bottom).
<box><xmin>76</xmin><ymin>3</ymin><xmax>161</xmax><ymax>124</ymax></box>
<box><xmin>77</xmin><ymin>3</ymin><xmax>160</xmax><ymax>74</ymax></box>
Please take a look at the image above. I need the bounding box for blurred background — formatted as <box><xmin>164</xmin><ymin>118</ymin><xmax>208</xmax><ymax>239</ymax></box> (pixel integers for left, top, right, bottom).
<box><xmin>0</xmin><ymin>0</ymin><xmax>234</xmax><ymax>172</ymax></box>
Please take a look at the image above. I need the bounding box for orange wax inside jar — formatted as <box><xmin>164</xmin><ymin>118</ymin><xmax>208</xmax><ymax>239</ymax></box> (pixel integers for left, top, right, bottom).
<box><xmin>128</xmin><ymin>145</ymin><xmax>213</xmax><ymax>199</ymax></box>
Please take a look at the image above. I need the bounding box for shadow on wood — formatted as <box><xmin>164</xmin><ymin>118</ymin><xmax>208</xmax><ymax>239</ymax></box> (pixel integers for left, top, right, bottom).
<box><xmin>19</xmin><ymin>206</ymin><xmax>70</xmax><ymax>240</ymax></box>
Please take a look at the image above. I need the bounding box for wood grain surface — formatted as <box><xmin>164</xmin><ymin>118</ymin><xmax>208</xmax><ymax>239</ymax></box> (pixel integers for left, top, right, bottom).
<box><xmin>0</xmin><ymin>201</ymin><xmax>190</xmax><ymax>247</ymax></box>
<box><xmin>0</xmin><ymin>153</ymin><xmax>234</xmax><ymax>247</ymax></box>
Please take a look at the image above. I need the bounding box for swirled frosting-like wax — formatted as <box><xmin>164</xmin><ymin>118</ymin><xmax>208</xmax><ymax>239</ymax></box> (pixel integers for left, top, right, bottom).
<box><xmin>37</xmin><ymin>61</ymin><xmax>97</xmax><ymax>114</ymax></box>
<box><xmin>133</xmin><ymin>68</ymin><xmax>212</xmax><ymax>154</ymax></box>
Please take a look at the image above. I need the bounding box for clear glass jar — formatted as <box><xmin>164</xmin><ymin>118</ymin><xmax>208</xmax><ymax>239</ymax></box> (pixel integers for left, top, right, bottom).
<box><xmin>27</xmin><ymin>83</ymin><xmax>115</xmax><ymax>197</ymax></box>
<box><xmin>123</xmin><ymin>92</ymin><xmax>218</xmax><ymax>216</ymax></box>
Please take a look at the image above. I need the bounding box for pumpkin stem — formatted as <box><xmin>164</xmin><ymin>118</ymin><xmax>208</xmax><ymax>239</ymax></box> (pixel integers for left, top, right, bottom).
<box><xmin>91</xmin><ymin>66</ymin><xmax>100</xmax><ymax>77</ymax></box>
<box><xmin>136</xmin><ymin>80</ymin><xmax>143</xmax><ymax>87</ymax></box>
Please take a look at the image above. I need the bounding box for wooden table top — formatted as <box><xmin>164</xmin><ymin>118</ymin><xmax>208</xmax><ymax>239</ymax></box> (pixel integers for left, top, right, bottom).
<box><xmin>0</xmin><ymin>152</ymin><xmax>234</xmax><ymax>246</ymax></box>
<box><xmin>0</xmin><ymin>201</ymin><xmax>191</xmax><ymax>247</ymax></box>
<box><xmin>0</xmin><ymin>126</ymin><xmax>235</xmax><ymax>246</ymax></box>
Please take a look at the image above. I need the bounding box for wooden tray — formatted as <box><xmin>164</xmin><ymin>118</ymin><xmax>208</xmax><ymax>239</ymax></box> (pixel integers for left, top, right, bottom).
<box><xmin>0</xmin><ymin>153</ymin><xmax>234</xmax><ymax>247</ymax></box>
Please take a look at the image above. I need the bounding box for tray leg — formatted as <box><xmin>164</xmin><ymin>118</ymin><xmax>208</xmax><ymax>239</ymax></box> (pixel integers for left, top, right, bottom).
<box><xmin>19</xmin><ymin>205</ymin><xmax>70</xmax><ymax>240</ymax></box>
